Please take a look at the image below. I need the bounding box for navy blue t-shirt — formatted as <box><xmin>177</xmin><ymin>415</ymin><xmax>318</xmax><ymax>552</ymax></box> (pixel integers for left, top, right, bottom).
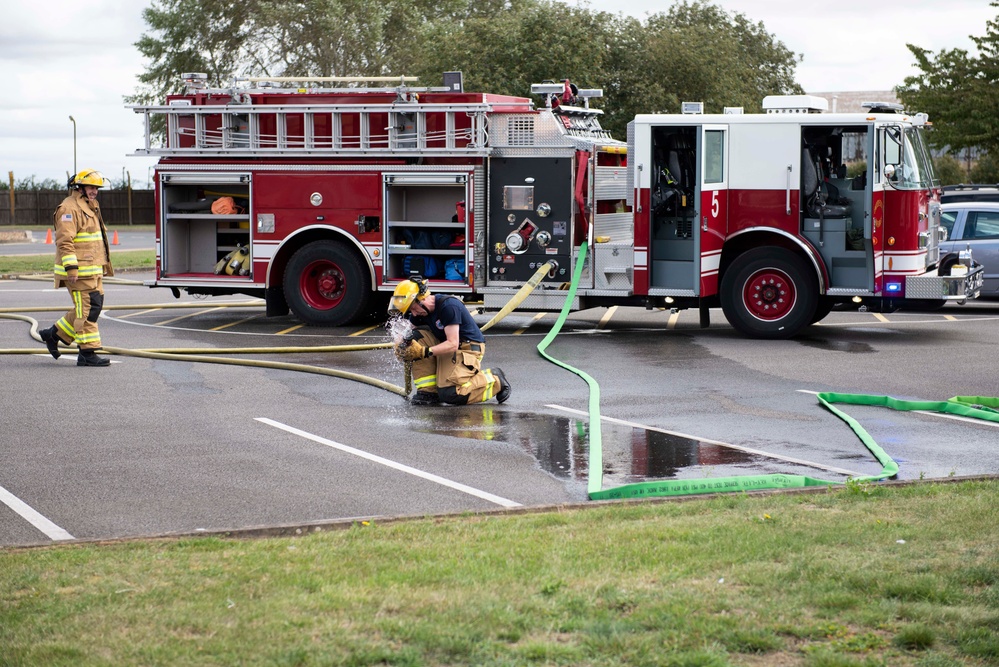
<box><xmin>411</xmin><ymin>295</ymin><xmax>484</xmax><ymax>343</ymax></box>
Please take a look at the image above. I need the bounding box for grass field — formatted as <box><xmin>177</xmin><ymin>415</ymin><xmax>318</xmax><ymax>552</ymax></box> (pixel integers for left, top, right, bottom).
<box><xmin>2</xmin><ymin>479</ymin><xmax>997</xmax><ymax>666</ymax></box>
<box><xmin>0</xmin><ymin>226</ymin><xmax>155</xmax><ymax>275</ymax></box>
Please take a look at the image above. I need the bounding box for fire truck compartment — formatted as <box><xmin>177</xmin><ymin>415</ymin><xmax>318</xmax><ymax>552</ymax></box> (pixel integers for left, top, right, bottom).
<box><xmin>801</xmin><ymin>217</ymin><xmax>871</xmax><ymax>290</ymax></box>
<box><xmin>159</xmin><ymin>174</ymin><xmax>251</xmax><ymax>277</ymax></box>
<box><xmin>382</xmin><ymin>173</ymin><xmax>470</xmax><ymax>283</ymax></box>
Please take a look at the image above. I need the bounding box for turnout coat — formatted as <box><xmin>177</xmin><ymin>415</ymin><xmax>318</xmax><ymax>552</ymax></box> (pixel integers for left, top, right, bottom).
<box><xmin>53</xmin><ymin>190</ymin><xmax>114</xmax><ymax>290</ymax></box>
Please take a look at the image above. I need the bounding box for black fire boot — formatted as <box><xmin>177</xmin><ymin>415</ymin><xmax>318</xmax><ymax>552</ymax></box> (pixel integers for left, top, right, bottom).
<box><xmin>77</xmin><ymin>349</ymin><xmax>111</xmax><ymax>367</ymax></box>
<box><xmin>493</xmin><ymin>368</ymin><xmax>511</xmax><ymax>404</ymax></box>
<box><xmin>39</xmin><ymin>326</ymin><xmax>62</xmax><ymax>359</ymax></box>
<box><xmin>410</xmin><ymin>391</ymin><xmax>440</xmax><ymax>406</ymax></box>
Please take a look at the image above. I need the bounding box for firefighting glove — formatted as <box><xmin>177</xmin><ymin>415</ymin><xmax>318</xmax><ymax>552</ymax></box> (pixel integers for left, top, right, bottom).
<box><xmin>396</xmin><ymin>340</ymin><xmax>431</xmax><ymax>362</ymax></box>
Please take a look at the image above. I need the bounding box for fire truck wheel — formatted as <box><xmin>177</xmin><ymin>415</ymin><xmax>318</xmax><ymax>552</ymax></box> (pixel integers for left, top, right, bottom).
<box><xmin>811</xmin><ymin>299</ymin><xmax>834</xmax><ymax>324</ymax></box>
<box><xmin>284</xmin><ymin>240</ymin><xmax>371</xmax><ymax>326</ymax></box>
<box><xmin>720</xmin><ymin>247</ymin><xmax>818</xmax><ymax>339</ymax></box>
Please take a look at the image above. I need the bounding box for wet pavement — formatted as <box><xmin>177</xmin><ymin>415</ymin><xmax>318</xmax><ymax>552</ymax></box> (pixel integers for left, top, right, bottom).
<box><xmin>2</xmin><ymin>273</ymin><xmax>999</xmax><ymax>546</ymax></box>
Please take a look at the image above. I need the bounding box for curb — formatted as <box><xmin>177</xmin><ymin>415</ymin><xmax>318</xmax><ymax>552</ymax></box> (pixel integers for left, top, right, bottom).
<box><xmin>7</xmin><ymin>474</ymin><xmax>997</xmax><ymax>550</ymax></box>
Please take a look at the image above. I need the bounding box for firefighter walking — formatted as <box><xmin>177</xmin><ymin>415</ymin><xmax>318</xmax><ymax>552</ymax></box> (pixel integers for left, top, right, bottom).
<box><xmin>390</xmin><ymin>277</ymin><xmax>510</xmax><ymax>406</ymax></box>
<box><xmin>38</xmin><ymin>169</ymin><xmax>115</xmax><ymax>367</ymax></box>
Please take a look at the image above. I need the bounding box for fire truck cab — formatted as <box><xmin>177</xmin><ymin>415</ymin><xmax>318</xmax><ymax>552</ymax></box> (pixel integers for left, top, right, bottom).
<box><xmin>628</xmin><ymin>95</ymin><xmax>984</xmax><ymax>337</ymax></box>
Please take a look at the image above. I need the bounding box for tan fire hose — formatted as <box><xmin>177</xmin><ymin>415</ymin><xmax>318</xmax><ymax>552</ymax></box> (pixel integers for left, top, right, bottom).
<box><xmin>0</xmin><ymin>261</ymin><xmax>557</xmax><ymax>397</ymax></box>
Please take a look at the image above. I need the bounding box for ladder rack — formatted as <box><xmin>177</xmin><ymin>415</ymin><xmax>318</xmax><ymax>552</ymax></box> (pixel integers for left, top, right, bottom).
<box><xmin>131</xmin><ymin>101</ymin><xmax>496</xmax><ymax>158</ymax></box>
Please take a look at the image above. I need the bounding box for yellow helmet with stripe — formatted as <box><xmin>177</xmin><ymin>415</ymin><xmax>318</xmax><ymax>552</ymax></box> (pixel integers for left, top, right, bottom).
<box><xmin>69</xmin><ymin>169</ymin><xmax>107</xmax><ymax>189</ymax></box>
<box><xmin>389</xmin><ymin>277</ymin><xmax>429</xmax><ymax>315</ymax></box>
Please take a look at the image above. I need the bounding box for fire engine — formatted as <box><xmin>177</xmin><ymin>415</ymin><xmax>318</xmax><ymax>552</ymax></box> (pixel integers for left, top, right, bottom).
<box><xmin>132</xmin><ymin>73</ymin><xmax>983</xmax><ymax>338</ymax></box>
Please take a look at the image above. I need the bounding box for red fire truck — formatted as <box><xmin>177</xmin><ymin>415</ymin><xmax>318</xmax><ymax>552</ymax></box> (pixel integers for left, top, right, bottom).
<box><xmin>133</xmin><ymin>74</ymin><xmax>982</xmax><ymax>338</ymax></box>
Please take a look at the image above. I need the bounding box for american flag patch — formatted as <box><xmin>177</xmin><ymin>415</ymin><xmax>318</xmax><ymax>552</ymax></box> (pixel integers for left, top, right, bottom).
<box><xmin>61</xmin><ymin>214</ymin><xmax>73</xmax><ymax>221</ymax></box>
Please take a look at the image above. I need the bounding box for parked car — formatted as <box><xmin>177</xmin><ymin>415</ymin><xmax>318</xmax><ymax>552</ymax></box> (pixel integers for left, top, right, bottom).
<box><xmin>939</xmin><ymin>198</ymin><xmax>999</xmax><ymax>298</ymax></box>
<box><xmin>940</xmin><ymin>184</ymin><xmax>999</xmax><ymax>204</ymax></box>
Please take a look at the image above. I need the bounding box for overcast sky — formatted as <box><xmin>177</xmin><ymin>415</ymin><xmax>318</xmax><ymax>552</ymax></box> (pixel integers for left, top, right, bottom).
<box><xmin>1</xmin><ymin>0</ymin><xmax>994</xmax><ymax>186</ymax></box>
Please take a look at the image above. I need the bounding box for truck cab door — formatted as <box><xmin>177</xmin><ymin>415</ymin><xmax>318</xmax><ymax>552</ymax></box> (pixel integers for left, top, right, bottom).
<box><xmin>698</xmin><ymin>125</ymin><xmax>728</xmax><ymax>297</ymax></box>
<box><xmin>647</xmin><ymin>124</ymin><xmax>727</xmax><ymax>296</ymax></box>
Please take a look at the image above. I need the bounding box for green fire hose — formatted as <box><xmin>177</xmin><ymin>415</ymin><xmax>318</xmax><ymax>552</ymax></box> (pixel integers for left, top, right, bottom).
<box><xmin>536</xmin><ymin>241</ymin><xmax>999</xmax><ymax>500</ymax></box>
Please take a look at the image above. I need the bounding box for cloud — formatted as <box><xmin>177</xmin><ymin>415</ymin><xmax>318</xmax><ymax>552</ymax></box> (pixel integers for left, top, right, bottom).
<box><xmin>2</xmin><ymin>0</ymin><xmax>995</xmax><ymax>185</ymax></box>
<box><xmin>0</xmin><ymin>1</ymin><xmax>156</xmax><ymax>185</ymax></box>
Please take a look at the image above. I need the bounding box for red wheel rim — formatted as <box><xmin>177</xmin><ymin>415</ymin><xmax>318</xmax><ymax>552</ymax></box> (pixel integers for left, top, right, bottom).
<box><xmin>743</xmin><ymin>268</ymin><xmax>796</xmax><ymax>321</ymax></box>
<box><xmin>299</xmin><ymin>259</ymin><xmax>345</xmax><ymax>310</ymax></box>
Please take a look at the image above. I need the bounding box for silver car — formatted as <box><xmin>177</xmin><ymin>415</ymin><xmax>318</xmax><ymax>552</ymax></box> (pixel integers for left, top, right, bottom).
<box><xmin>939</xmin><ymin>199</ymin><xmax>999</xmax><ymax>298</ymax></box>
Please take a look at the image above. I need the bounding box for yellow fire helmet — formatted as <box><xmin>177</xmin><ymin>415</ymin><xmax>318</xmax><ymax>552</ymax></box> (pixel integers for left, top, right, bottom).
<box><xmin>69</xmin><ymin>169</ymin><xmax>107</xmax><ymax>189</ymax></box>
<box><xmin>389</xmin><ymin>277</ymin><xmax>429</xmax><ymax>316</ymax></box>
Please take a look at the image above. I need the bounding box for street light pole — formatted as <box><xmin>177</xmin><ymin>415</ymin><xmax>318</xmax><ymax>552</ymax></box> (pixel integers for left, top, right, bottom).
<box><xmin>68</xmin><ymin>115</ymin><xmax>77</xmax><ymax>176</ymax></box>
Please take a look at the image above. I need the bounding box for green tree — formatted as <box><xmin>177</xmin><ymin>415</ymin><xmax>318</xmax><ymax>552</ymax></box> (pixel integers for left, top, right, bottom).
<box><xmin>128</xmin><ymin>0</ymin><xmax>802</xmax><ymax>143</ymax></box>
<box><xmin>410</xmin><ymin>0</ymin><xmax>801</xmax><ymax>140</ymax></box>
<box><xmin>7</xmin><ymin>177</ymin><xmax>64</xmax><ymax>191</ymax></box>
<box><xmin>409</xmin><ymin>1</ymin><xmax>614</xmax><ymax>99</ymax></box>
<box><xmin>644</xmin><ymin>2</ymin><xmax>800</xmax><ymax>111</ymax></box>
<box><xmin>970</xmin><ymin>151</ymin><xmax>999</xmax><ymax>183</ymax></box>
<box><xmin>933</xmin><ymin>154</ymin><xmax>968</xmax><ymax>186</ymax></box>
<box><xmin>126</xmin><ymin>0</ymin><xmax>264</xmax><ymax>108</ymax></box>
<box><xmin>897</xmin><ymin>2</ymin><xmax>999</xmax><ymax>157</ymax></box>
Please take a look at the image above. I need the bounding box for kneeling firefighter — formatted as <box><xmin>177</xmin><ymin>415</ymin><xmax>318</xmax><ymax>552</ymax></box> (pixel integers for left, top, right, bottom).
<box><xmin>389</xmin><ymin>277</ymin><xmax>511</xmax><ymax>406</ymax></box>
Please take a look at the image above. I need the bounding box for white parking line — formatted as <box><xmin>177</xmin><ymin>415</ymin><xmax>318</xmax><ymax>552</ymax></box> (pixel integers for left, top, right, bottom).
<box><xmin>255</xmin><ymin>418</ymin><xmax>522</xmax><ymax>508</ymax></box>
<box><xmin>546</xmin><ymin>404</ymin><xmax>866</xmax><ymax>477</ymax></box>
<box><xmin>0</xmin><ymin>484</ymin><xmax>74</xmax><ymax>541</ymax></box>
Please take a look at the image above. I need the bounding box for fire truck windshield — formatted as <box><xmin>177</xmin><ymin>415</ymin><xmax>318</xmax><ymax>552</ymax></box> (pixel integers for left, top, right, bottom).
<box><xmin>884</xmin><ymin>126</ymin><xmax>937</xmax><ymax>189</ymax></box>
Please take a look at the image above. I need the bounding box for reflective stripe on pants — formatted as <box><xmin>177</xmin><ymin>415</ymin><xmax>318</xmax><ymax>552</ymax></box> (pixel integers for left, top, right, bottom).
<box><xmin>55</xmin><ymin>277</ymin><xmax>104</xmax><ymax>350</ymax></box>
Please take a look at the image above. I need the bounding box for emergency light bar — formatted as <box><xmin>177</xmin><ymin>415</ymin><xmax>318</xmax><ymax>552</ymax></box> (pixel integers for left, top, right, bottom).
<box><xmin>181</xmin><ymin>72</ymin><xmax>208</xmax><ymax>93</ymax></box>
<box><xmin>762</xmin><ymin>95</ymin><xmax>828</xmax><ymax>114</ymax></box>
<box><xmin>531</xmin><ymin>84</ymin><xmax>566</xmax><ymax>95</ymax></box>
<box><xmin>861</xmin><ymin>101</ymin><xmax>904</xmax><ymax>113</ymax></box>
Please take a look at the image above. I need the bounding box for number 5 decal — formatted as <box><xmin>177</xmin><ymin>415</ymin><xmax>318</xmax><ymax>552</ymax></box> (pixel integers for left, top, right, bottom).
<box><xmin>711</xmin><ymin>190</ymin><xmax>719</xmax><ymax>218</ymax></box>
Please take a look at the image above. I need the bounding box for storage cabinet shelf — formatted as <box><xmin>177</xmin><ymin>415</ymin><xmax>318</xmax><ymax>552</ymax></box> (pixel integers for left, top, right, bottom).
<box><xmin>386</xmin><ymin>248</ymin><xmax>464</xmax><ymax>255</ymax></box>
<box><xmin>386</xmin><ymin>221</ymin><xmax>464</xmax><ymax>229</ymax></box>
<box><xmin>165</xmin><ymin>213</ymin><xmax>249</xmax><ymax>222</ymax></box>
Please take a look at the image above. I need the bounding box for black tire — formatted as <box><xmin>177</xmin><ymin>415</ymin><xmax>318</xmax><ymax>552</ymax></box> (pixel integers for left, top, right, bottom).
<box><xmin>810</xmin><ymin>299</ymin><xmax>834</xmax><ymax>324</ymax></box>
<box><xmin>283</xmin><ymin>240</ymin><xmax>371</xmax><ymax>326</ymax></box>
<box><xmin>720</xmin><ymin>247</ymin><xmax>818</xmax><ymax>339</ymax></box>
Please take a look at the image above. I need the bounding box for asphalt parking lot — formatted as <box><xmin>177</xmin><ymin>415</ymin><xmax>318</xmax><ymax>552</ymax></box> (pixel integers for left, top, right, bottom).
<box><xmin>2</xmin><ymin>271</ymin><xmax>999</xmax><ymax>547</ymax></box>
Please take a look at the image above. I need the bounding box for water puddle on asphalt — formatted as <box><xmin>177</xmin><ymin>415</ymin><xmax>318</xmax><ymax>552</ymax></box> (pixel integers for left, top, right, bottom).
<box><xmin>409</xmin><ymin>409</ymin><xmax>792</xmax><ymax>485</ymax></box>
<box><xmin>796</xmin><ymin>337</ymin><xmax>875</xmax><ymax>353</ymax></box>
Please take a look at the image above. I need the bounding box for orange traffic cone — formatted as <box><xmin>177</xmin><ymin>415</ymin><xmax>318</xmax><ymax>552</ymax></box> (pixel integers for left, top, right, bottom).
<box><xmin>111</xmin><ymin>230</ymin><xmax>119</xmax><ymax>245</ymax></box>
<box><xmin>45</xmin><ymin>228</ymin><xmax>53</xmax><ymax>244</ymax></box>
